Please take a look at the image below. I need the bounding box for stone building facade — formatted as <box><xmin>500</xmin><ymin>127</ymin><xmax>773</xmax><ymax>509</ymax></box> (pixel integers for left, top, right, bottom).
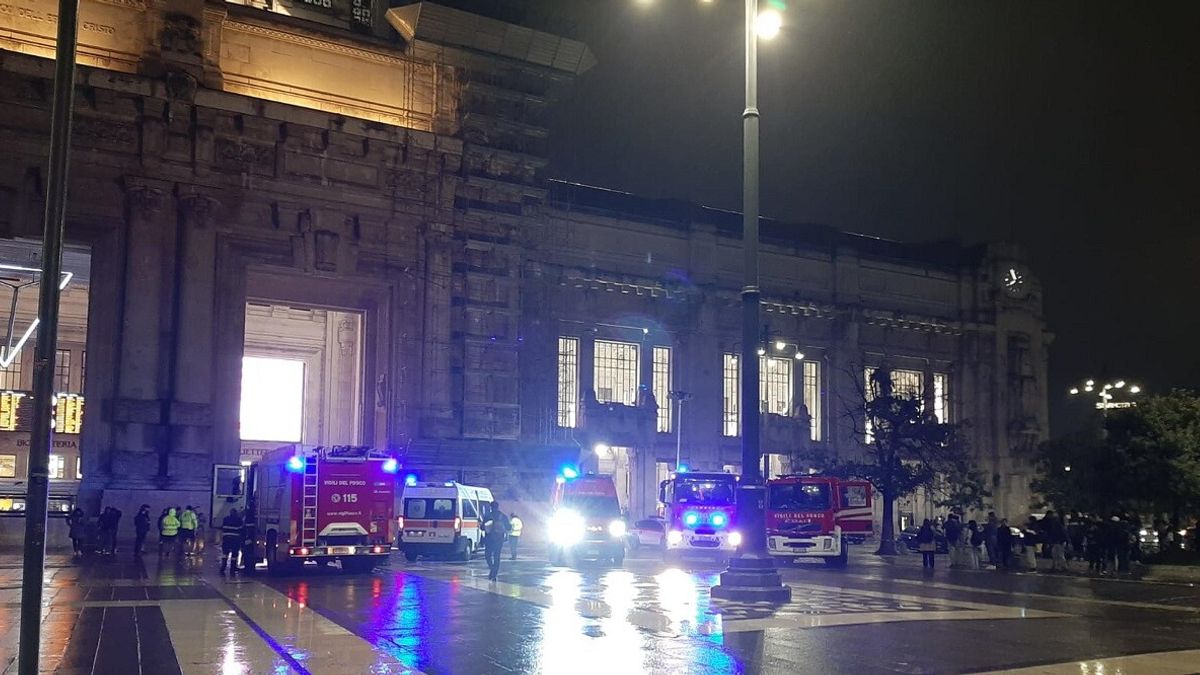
<box><xmin>0</xmin><ymin>0</ymin><xmax>1048</xmax><ymax>529</ymax></box>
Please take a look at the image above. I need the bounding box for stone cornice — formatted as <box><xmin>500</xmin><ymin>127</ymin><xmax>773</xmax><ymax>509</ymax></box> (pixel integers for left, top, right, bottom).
<box><xmin>223</xmin><ymin>17</ymin><xmax>423</xmax><ymax>70</ymax></box>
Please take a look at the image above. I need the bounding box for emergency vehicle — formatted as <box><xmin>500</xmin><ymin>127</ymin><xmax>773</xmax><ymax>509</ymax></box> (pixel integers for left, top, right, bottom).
<box><xmin>548</xmin><ymin>469</ymin><xmax>626</xmax><ymax>565</ymax></box>
<box><xmin>244</xmin><ymin>444</ymin><xmax>397</xmax><ymax>574</ymax></box>
<box><xmin>396</xmin><ymin>481</ymin><xmax>494</xmax><ymax>562</ymax></box>
<box><xmin>765</xmin><ymin>475</ymin><xmax>873</xmax><ymax>567</ymax></box>
<box><xmin>657</xmin><ymin>471</ymin><xmax>741</xmax><ymax>561</ymax></box>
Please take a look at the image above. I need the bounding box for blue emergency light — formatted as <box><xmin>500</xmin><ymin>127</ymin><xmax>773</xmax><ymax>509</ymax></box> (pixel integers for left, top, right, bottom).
<box><xmin>560</xmin><ymin>465</ymin><xmax>579</xmax><ymax>480</ymax></box>
<box><xmin>286</xmin><ymin>456</ymin><xmax>305</xmax><ymax>473</ymax></box>
<box><xmin>404</xmin><ymin>473</ymin><xmax>419</xmax><ymax>487</ymax></box>
<box><xmin>382</xmin><ymin>458</ymin><xmax>399</xmax><ymax>474</ymax></box>
<box><xmin>683</xmin><ymin>511</ymin><xmax>701</xmax><ymax>528</ymax></box>
<box><xmin>710</xmin><ymin>511</ymin><xmax>729</xmax><ymax>528</ymax></box>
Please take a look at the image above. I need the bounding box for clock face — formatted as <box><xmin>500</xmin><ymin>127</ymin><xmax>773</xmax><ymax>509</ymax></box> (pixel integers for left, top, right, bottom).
<box><xmin>1002</xmin><ymin>266</ymin><xmax>1027</xmax><ymax>297</ymax></box>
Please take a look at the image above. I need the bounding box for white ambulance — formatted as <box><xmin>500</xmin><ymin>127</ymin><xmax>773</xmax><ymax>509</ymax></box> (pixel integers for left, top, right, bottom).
<box><xmin>397</xmin><ymin>482</ymin><xmax>495</xmax><ymax>562</ymax></box>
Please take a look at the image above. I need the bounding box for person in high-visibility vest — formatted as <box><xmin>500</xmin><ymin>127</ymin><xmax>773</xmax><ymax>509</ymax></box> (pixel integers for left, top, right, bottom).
<box><xmin>159</xmin><ymin>508</ymin><xmax>180</xmax><ymax>557</ymax></box>
<box><xmin>509</xmin><ymin>513</ymin><xmax>523</xmax><ymax>561</ymax></box>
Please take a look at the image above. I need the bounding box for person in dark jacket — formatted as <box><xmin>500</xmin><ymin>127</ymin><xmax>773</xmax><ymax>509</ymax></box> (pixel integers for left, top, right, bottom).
<box><xmin>220</xmin><ymin>509</ymin><xmax>245</xmax><ymax>574</ymax></box>
<box><xmin>482</xmin><ymin>502</ymin><xmax>510</xmax><ymax>581</ymax></box>
<box><xmin>995</xmin><ymin>518</ymin><xmax>1013</xmax><ymax>569</ymax></box>
<box><xmin>133</xmin><ymin>504</ymin><xmax>152</xmax><ymax>556</ymax></box>
<box><xmin>916</xmin><ymin>519</ymin><xmax>937</xmax><ymax>569</ymax></box>
<box><xmin>1044</xmin><ymin>510</ymin><xmax>1069</xmax><ymax>572</ymax></box>
<box><xmin>67</xmin><ymin>508</ymin><xmax>86</xmax><ymax>557</ymax></box>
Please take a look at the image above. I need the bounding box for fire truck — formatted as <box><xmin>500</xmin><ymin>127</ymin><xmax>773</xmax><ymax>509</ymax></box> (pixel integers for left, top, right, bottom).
<box><xmin>548</xmin><ymin>468</ymin><xmax>626</xmax><ymax>566</ymax></box>
<box><xmin>764</xmin><ymin>474</ymin><xmax>874</xmax><ymax>567</ymax></box>
<box><xmin>658</xmin><ymin>470</ymin><xmax>741</xmax><ymax>561</ymax></box>
<box><xmin>244</xmin><ymin>445</ymin><xmax>398</xmax><ymax>574</ymax></box>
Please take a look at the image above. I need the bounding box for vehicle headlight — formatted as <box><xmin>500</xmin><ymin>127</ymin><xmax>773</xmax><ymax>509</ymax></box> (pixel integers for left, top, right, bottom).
<box><xmin>1139</xmin><ymin>529</ymin><xmax>1149</xmax><ymax>537</ymax></box>
<box><xmin>667</xmin><ymin>530</ymin><xmax>683</xmax><ymax>545</ymax></box>
<box><xmin>728</xmin><ymin>531</ymin><xmax>742</xmax><ymax>548</ymax></box>
<box><xmin>609</xmin><ymin>520</ymin><xmax>627</xmax><ymax>538</ymax></box>
<box><xmin>550</xmin><ymin>510</ymin><xmax>585</xmax><ymax>546</ymax></box>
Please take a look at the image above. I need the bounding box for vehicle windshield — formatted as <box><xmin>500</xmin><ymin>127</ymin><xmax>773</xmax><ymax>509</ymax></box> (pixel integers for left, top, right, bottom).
<box><xmin>404</xmin><ymin>498</ymin><xmax>456</xmax><ymax>520</ymax></box>
<box><xmin>675</xmin><ymin>478</ymin><xmax>736</xmax><ymax>505</ymax></box>
<box><xmin>563</xmin><ymin>495</ymin><xmax>621</xmax><ymax>517</ymax></box>
<box><xmin>768</xmin><ymin>483</ymin><xmax>831</xmax><ymax>511</ymax></box>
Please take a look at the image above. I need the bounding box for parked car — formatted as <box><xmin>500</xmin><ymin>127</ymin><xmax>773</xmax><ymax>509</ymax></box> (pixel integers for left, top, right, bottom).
<box><xmin>627</xmin><ymin>518</ymin><xmax>666</xmax><ymax>550</ymax></box>
<box><xmin>899</xmin><ymin>526</ymin><xmax>949</xmax><ymax>554</ymax></box>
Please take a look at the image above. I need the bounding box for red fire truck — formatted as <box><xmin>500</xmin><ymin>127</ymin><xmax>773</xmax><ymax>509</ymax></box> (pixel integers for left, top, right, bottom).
<box><xmin>765</xmin><ymin>474</ymin><xmax>874</xmax><ymax>567</ymax></box>
<box><xmin>657</xmin><ymin>471</ymin><xmax>741</xmax><ymax>561</ymax></box>
<box><xmin>245</xmin><ymin>445</ymin><xmax>398</xmax><ymax>574</ymax></box>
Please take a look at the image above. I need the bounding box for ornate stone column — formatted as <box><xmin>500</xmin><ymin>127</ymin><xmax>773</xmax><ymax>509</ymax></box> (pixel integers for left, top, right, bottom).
<box><xmin>165</xmin><ymin>190</ymin><xmax>219</xmax><ymax>489</ymax></box>
<box><xmin>108</xmin><ymin>179</ymin><xmax>171</xmax><ymax>488</ymax></box>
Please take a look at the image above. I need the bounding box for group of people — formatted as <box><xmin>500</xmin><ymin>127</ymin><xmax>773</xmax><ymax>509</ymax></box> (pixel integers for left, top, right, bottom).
<box><xmin>66</xmin><ymin>503</ymin><xmax>207</xmax><ymax>559</ymax></box>
<box><xmin>914</xmin><ymin>509</ymin><xmax>1150</xmax><ymax>576</ymax></box>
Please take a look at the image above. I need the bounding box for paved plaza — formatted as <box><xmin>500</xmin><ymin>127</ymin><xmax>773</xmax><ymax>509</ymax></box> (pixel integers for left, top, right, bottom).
<box><xmin>2</xmin><ymin>548</ymin><xmax>1199</xmax><ymax>674</ymax></box>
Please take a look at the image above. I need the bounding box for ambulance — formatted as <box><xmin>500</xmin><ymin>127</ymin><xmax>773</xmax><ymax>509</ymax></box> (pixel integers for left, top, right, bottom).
<box><xmin>397</xmin><ymin>481</ymin><xmax>495</xmax><ymax>562</ymax></box>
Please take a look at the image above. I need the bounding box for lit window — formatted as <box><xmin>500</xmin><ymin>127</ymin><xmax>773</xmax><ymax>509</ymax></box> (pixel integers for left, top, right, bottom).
<box><xmin>652</xmin><ymin>346</ymin><xmax>671</xmax><ymax>433</ymax></box>
<box><xmin>594</xmin><ymin>340</ymin><xmax>639</xmax><ymax>406</ymax></box>
<box><xmin>722</xmin><ymin>353</ymin><xmax>739</xmax><ymax>437</ymax></box>
<box><xmin>240</xmin><ymin>356</ymin><xmax>305</xmax><ymax>442</ymax></box>
<box><xmin>557</xmin><ymin>337</ymin><xmax>579</xmax><ymax>428</ymax></box>
<box><xmin>0</xmin><ymin>454</ymin><xmax>15</xmax><ymax>478</ymax></box>
<box><xmin>75</xmin><ymin>457</ymin><xmax>82</xmax><ymax>480</ymax></box>
<box><xmin>0</xmin><ymin>349</ymin><xmax>22</xmax><ymax>390</ymax></box>
<box><xmin>803</xmin><ymin>361</ymin><xmax>822</xmax><ymax>442</ymax></box>
<box><xmin>760</xmin><ymin>356</ymin><xmax>792</xmax><ymax>416</ymax></box>
<box><xmin>864</xmin><ymin>367</ymin><xmax>926</xmax><ymax>442</ymax></box>
<box><xmin>934</xmin><ymin>372</ymin><xmax>950</xmax><ymax>423</ymax></box>
<box><xmin>48</xmin><ymin>454</ymin><xmax>65</xmax><ymax>480</ymax></box>
<box><xmin>54</xmin><ymin>349</ymin><xmax>71</xmax><ymax>393</ymax></box>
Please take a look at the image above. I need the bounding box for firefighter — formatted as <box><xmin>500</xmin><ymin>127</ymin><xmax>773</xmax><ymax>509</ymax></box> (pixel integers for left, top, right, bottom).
<box><xmin>220</xmin><ymin>508</ymin><xmax>245</xmax><ymax>574</ymax></box>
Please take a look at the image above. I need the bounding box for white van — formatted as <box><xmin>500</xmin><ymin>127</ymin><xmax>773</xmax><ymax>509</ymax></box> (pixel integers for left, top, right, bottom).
<box><xmin>397</xmin><ymin>482</ymin><xmax>495</xmax><ymax>562</ymax></box>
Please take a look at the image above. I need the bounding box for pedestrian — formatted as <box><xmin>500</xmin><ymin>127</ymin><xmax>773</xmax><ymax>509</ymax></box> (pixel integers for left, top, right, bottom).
<box><xmin>220</xmin><ymin>508</ymin><xmax>245</xmax><ymax>574</ymax></box>
<box><xmin>67</xmin><ymin>507</ymin><xmax>86</xmax><ymax>558</ymax></box>
<box><xmin>159</xmin><ymin>507</ymin><xmax>180</xmax><ymax>557</ymax></box>
<box><xmin>916</xmin><ymin>518</ymin><xmax>937</xmax><ymax>570</ymax></box>
<box><xmin>133</xmin><ymin>504</ymin><xmax>151</xmax><ymax>556</ymax></box>
<box><xmin>967</xmin><ymin>520</ymin><xmax>983</xmax><ymax>570</ymax></box>
<box><xmin>984</xmin><ymin>512</ymin><xmax>999</xmax><ymax>566</ymax></box>
<box><xmin>106</xmin><ymin>506</ymin><xmax>122</xmax><ymax>554</ymax></box>
<box><xmin>482</xmin><ymin>501</ymin><xmax>510</xmax><ymax>581</ymax></box>
<box><xmin>509</xmin><ymin>512</ymin><xmax>523</xmax><ymax>561</ymax></box>
<box><xmin>945</xmin><ymin>513</ymin><xmax>964</xmax><ymax>568</ymax></box>
<box><xmin>96</xmin><ymin>507</ymin><xmax>113</xmax><ymax>555</ymax></box>
<box><xmin>179</xmin><ymin>505</ymin><xmax>198</xmax><ymax>556</ymax></box>
<box><xmin>1085</xmin><ymin>516</ymin><xmax>1103</xmax><ymax>573</ymax></box>
<box><xmin>996</xmin><ymin>518</ymin><xmax>1013</xmax><ymax>569</ymax></box>
<box><xmin>1044</xmin><ymin>510</ymin><xmax>1069</xmax><ymax>572</ymax></box>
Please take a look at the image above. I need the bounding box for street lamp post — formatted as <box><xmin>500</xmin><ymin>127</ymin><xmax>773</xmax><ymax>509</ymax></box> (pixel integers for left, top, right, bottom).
<box><xmin>1068</xmin><ymin>378</ymin><xmax>1142</xmax><ymax>419</ymax></box>
<box><xmin>711</xmin><ymin>0</ymin><xmax>791</xmax><ymax>603</ymax></box>
<box><xmin>670</xmin><ymin>391</ymin><xmax>692</xmax><ymax>470</ymax></box>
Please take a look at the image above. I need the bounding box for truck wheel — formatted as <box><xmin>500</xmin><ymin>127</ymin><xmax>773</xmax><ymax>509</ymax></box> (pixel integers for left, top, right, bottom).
<box><xmin>404</xmin><ymin>550</ymin><xmax>419</xmax><ymax>563</ymax></box>
<box><xmin>266</xmin><ymin>531</ymin><xmax>289</xmax><ymax>576</ymax></box>
<box><xmin>824</xmin><ymin>540</ymin><xmax>849</xmax><ymax>568</ymax></box>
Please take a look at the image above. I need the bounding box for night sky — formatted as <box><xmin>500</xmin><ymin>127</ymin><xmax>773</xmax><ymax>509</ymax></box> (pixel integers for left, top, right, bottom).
<box><xmin>445</xmin><ymin>1</ymin><xmax>1200</xmax><ymax>435</ymax></box>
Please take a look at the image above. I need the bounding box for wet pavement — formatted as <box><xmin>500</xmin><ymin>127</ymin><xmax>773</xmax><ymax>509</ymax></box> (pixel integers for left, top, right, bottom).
<box><xmin>1</xmin><ymin>548</ymin><xmax>1199</xmax><ymax>674</ymax></box>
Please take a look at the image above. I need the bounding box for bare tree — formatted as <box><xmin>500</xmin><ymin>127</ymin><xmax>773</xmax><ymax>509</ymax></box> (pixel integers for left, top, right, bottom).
<box><xmin>804</xmin><ymin>367</ymin><xmax>987</xmax><ymax>555</ymax></box>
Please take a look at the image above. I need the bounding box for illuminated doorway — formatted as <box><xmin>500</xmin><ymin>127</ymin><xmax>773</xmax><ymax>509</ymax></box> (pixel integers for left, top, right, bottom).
<box><xmin>239</xmin><ymin>302</ymin><xmax>363</xmax><ymax>461</ymax></box>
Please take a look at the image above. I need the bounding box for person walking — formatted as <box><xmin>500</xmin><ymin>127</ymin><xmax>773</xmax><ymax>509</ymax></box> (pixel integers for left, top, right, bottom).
<box><xmin>179</xmin><ymin>505</ymin><xmax>199</xmax><ymax>556</ymax></box>
<box><xmin>67</xmin><ymin>508</ymin><xmax>87</xmax><ymax>558</ymax></box>
<box><xmin>220</xmin><ymin>508</ymin><xmax>245</xmax><ymax>574</ymax></box>
<box><xmin>159</xmin><ymin>507</ymin><xmax>180</xmax><ymax>557</ymax></box>
<box><xmin>916</xmin><ymin>519</ymin><xmax>937</xmax><ymax>570</ymax></box>
<box><xmin>509</xmin><ymin>512</ymin><xmax>523</xmax><ymax>561</ymax></box>
<box><xmin>133</xmin><ymin>504</ymin><xmax>151</xmax><ymax>556</ymax></box>
<box><xmin>482</xmin><ymin>502</ymin><xmax>510</xmax><ymax>581</ymax></box>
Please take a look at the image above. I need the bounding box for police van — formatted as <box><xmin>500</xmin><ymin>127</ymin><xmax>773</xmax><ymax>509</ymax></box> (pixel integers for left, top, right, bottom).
<box><xmin>397</xmin><ymin>482</ymin><xmax>494</xmax><ymax>562</ymax></box>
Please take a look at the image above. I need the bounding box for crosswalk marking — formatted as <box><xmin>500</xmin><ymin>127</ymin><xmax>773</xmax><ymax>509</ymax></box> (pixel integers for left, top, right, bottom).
<box><xmin>975</xmin><ymin>648</ymin><xmax>1200</xmax><ymax>674</ymax></box>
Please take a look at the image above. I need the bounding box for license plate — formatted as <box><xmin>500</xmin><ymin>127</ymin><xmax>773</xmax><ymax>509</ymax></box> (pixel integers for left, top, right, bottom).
<box><xmin>694</xmin><ymin>535</ymin><xmax>716</xmax><ymax>542</ymax></box>
<box><xmin>330</xmin><ymin>546</ymin><xmax>352</xmax><ymax>555</ymax></box>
